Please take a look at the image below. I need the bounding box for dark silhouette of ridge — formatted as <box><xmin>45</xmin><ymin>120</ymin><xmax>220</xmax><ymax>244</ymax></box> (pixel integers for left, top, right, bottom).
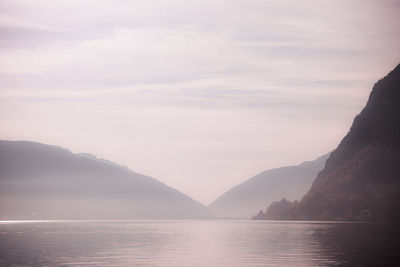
<box><xmin>257</xmin><ymin>63</ymin><xmax>400</xmax><ymax>221</ymax></box>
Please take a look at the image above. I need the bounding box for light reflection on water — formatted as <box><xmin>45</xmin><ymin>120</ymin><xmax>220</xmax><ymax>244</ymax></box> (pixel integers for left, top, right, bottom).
<box><xmin>0</xmin><ymin>220</ymin><xmax>398</xmax><ymax>266</ymax></box>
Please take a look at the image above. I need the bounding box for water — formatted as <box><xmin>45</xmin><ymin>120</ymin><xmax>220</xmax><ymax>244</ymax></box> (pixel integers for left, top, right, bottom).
<box><xmin>0</xmin><ymin>220</ymin><xmax>399</xmax><ymax>266</ymax></box>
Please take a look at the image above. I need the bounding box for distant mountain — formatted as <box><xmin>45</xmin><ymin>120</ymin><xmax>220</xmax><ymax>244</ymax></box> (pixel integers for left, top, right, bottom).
<box><xmin>257</xmin><ymin>63</ymin><xmax>400</xmax><ymax>221</ymax></box>
<box><xmin>209</xmin><ymin>153</ymin><xmax>329</xmax><ymax>218</ymax></box>
<box><xmin>0</xmin><ymin>140</ymin><xmax>212</xmax><ymax>220</ymax></box>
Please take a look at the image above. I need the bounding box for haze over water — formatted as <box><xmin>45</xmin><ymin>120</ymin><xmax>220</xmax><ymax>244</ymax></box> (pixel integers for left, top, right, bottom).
<box><xmin>2</xmin><ymin>0</ymin><xmax>400</xmax><ymax>204</ymax></box>
<box><xmin>1</xmin><ymin>1</ymin><xmax>400</xmax><ymax>266</ymax></box>
<box><xmin>0</xmin><ymin>220</ymin><xmax>398</xmax><ymax>266</ymax></box>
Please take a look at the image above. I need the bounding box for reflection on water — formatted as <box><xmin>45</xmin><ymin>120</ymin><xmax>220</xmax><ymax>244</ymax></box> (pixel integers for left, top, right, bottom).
<box><xmin>0</xmin><ymin>220</ymin><xmax>399</xmax><ymax>266</ymax></box>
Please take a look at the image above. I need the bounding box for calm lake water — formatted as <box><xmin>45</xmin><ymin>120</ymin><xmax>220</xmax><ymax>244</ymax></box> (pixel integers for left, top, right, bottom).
<box><xmin>0</xmin><ymin>220</ymin><xmax>399</xmax><ymax>266</ymax></box>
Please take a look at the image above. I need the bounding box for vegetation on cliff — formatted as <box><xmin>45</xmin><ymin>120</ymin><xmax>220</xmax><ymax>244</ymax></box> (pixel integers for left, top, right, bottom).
<box><xmin>256</xmin><ymin>64</ymin><xmax>400</xmax><ymax>221</ymax></box>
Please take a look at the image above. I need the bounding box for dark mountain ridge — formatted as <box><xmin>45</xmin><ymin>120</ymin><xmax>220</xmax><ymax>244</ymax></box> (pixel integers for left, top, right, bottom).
<box><xmin>322</xmin><ymin>64</ymin><xmax>400</xmax><ymax>175</ymax></box>
<box><xmin>256</xmin><ymin>63</ymin><xmax>400</xmax><ymax>221</ymax></box>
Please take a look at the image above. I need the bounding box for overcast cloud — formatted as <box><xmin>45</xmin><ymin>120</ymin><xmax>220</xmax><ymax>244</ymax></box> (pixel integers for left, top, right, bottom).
<box><xmin>1</xmin><ymin>0</ymin><xmax>400</xmax><ymax>204</ymax></box>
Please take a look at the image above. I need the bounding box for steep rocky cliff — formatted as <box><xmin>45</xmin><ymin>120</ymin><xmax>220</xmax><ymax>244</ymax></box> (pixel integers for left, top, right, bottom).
<box><xmin>260</xmin><ymin>64</ymin><xmax>400</xmax><ymax>221</ymax></box>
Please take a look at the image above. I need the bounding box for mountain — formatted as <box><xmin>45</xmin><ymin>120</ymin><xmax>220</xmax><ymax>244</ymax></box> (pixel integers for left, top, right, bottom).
<box><xmin>258</xmin><ymin>63</ymin><xmax>400</xmax><ymax>221</ymax></box>
<box><xmin>0</xmin><ymin>140</ymin><xmax>212</xmax><ymax>220</ymax></box>
<box><xmin>209</xmin><ymin>153</ymin><xmax>329</xmax><ymax>218</ymax></box>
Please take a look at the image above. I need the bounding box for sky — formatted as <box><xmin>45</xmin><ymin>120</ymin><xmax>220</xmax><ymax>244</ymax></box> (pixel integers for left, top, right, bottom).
<box><xmin>1</xmin><ymin>0</ymin><xmax>400</xmax><ymax>205</ymax></box>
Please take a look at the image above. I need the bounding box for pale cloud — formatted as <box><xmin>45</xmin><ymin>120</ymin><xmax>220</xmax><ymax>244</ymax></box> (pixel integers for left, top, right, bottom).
<box><xmin>0</xmin><ymin>0</ymin><xmax>399</xmax><ymax>204</ymax></box>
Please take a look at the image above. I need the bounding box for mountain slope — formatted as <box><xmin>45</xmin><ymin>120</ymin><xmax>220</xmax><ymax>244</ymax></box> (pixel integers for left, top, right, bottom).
<box><xmin>209</xmin><ymin>153</ymin><xmax>329</xmax><ymax>218</ymax></box>
<box><xmin>0</xmin><ymin>140</ymin><xmax>212</xmax><ymax>220</ymax></box>
<box><xmin>300</xmin><ymin>64</ymin><xmax>400</xmax><ymax>220</ymax></box>
<box><xmin>260</xmin><ymin>63</ymin><xmax>400</xmax><ymax>221</ymax></box>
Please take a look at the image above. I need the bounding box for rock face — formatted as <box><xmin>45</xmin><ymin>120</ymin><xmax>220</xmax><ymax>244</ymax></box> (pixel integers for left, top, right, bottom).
<box><xmin>209</xmin><ymin>154</ymin><xmax>329</xmax><ymax>218</ymax></box>
<box><xmin>0</xmin><ymin>140</ymin><xmax>212</xmax><ymax>220</ymax></box>
<box><xmin>263</xmin><ymin>64</ymin><xmax>400</xmax><ymax>221</ymax></box>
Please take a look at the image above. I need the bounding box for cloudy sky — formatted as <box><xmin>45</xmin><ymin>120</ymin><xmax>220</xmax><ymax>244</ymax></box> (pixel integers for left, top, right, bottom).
<box><xmin>1</xmin><ymin>0</ymin><xmax>399</xmax><ymax>204</ymax></box>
